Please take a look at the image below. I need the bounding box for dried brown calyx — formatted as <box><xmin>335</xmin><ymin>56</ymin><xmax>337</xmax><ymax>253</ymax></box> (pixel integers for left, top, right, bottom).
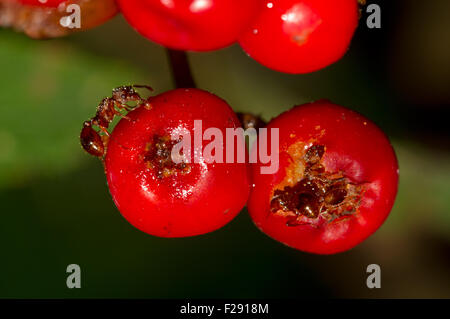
<box><xmin>0</xmin><ymin>0</ymin><xmax>118</xmax><ymax>39</ymax></box>
<box><xmin>143</xmin><ymin>135</ymin><xmax>191</xmax><ymax>179</ymax></box>
<box><xmin>270</xmin><ymin>144</ymin><xmax>363</xmax><ymax>227</ymax></box>
<box><xmin>357</xmin><ymin>0</ymin><xmax>367</xmax><ymax>19</ymax></box>
<box><xmin>237</xmin><ymin>112</ymin><xmax>266</xmax><ymax>131</ymax></box>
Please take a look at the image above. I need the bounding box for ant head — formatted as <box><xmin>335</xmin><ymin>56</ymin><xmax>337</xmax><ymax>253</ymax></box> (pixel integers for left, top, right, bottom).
<box><xmin>112</xmin><ymin>86</ymin><xmax>141</xmax><ymax>104</ymax></box>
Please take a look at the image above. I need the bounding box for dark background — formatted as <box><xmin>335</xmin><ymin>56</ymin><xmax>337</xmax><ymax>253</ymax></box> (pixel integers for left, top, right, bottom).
<box><xmin>0</xmin><ymin>0</ymin><xmax>449</xmax><ymax>298</ymax></box>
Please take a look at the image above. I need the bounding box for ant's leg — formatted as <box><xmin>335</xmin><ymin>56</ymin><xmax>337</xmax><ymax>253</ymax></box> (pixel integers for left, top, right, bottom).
<box><xmin>133</xmin><ymin>85</ymin><xmax>153</xmax><ymax>92</ymax></box>
<box><xmin>99</xmin><ymin>126</ymin><xmax>111</xmax><ymax>136</ymax></box>
<box><xmin>109</xmin><ymin>101</ymin><xmax>133</xmax><ymax>120</ymax></box>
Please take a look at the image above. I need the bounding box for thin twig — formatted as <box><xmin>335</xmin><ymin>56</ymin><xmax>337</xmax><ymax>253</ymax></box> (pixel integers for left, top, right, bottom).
<box><xmin>166</xmin><ymin>49</ymin><xmax>196</xmax><ymax>88</ymax></box>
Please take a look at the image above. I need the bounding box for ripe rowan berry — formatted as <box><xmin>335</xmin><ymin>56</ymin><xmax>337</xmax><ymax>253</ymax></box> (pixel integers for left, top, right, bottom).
<box><xmin>117</xmin><ymin>0</ymin><xmax>263</xmax><ymax>51</ymax></box>
<box><xmin>248</xmin><ymin>100</ymin><xmax>399</xmax><ymax>254</ymax></box>
<box><xmin>81</xmin><ymin>86</ymin><xmax>250</xmax><ymax>238</ymax></box>
<box><xmin>239</xmin><ymin>0</ymin><xmax>359</xmax><ymax>74</ymax></box>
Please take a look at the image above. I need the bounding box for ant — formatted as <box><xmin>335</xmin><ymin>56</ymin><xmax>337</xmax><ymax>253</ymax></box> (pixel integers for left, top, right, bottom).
<box><xmin>80</xmin><ymin>85</ymin><xmax>153</xmax><ymax>158</ymax></box>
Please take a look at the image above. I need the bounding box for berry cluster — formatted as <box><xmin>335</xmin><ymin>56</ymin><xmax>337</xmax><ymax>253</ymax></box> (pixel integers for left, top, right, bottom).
<box><xmin>118</xmin><ymin>0</ymin><xmax>361</xmax><ymax>73</ymax></box>
<box><xmin>80</xmin><ymin>87</ymin><xmax>398</xmax><ymax>254</ymax></box>
<box><xmin>2</xmin><ymin>0</ymin><xmax>364</xmax><ymax>73</ymax></box>
<box><xmin>5</xmin><ymin>0</ymin><xmax>399</xmax><ymax>254</ymax></box>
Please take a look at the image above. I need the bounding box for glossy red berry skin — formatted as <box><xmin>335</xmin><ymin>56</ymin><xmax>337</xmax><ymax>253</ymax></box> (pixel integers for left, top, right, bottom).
<box><xmin>105</xmin><ymin>89</ymin><xmax>250</xmax><ymax>238</ymax></box>
<box><xmin>239</xmin><ymin>0</ymin><xmax>359</xmax><ymax>74</ymax></box>
<box><xmin>117</xmin><ymin>0</ymin><xmax>262</xmax><ymax>51</ymax></box>
<box><xmin>248</xmin><ymin>101</ymin><xmax>399</xmax><ymax>254</ymax></box>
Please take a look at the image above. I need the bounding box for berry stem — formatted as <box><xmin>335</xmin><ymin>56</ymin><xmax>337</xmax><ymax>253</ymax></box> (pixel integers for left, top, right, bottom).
<box><xmin>166</xmin><ymin>49</ymin><xmax>196</xmax><ymax>88</ymax></box>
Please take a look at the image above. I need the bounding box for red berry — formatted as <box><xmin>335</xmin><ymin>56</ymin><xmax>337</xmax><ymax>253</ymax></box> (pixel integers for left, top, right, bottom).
<box><xmin>104</xmin><ymin>88</ymin><xmax>250</xmax><ymax>237</ymax></box>
<box><xmin>239</xmin><ymin>0</ymin><xmax>359</xmax><ymax>73</ymax></box>
<box><xmin>117</xmin><ymin>0</ymin><xmax>263</xmax><ymax>51</ymax></box>
<box><xmin>248</xmin><ymin>100</ymin><xmax>398</xmax><ymax>254</ymax></box>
